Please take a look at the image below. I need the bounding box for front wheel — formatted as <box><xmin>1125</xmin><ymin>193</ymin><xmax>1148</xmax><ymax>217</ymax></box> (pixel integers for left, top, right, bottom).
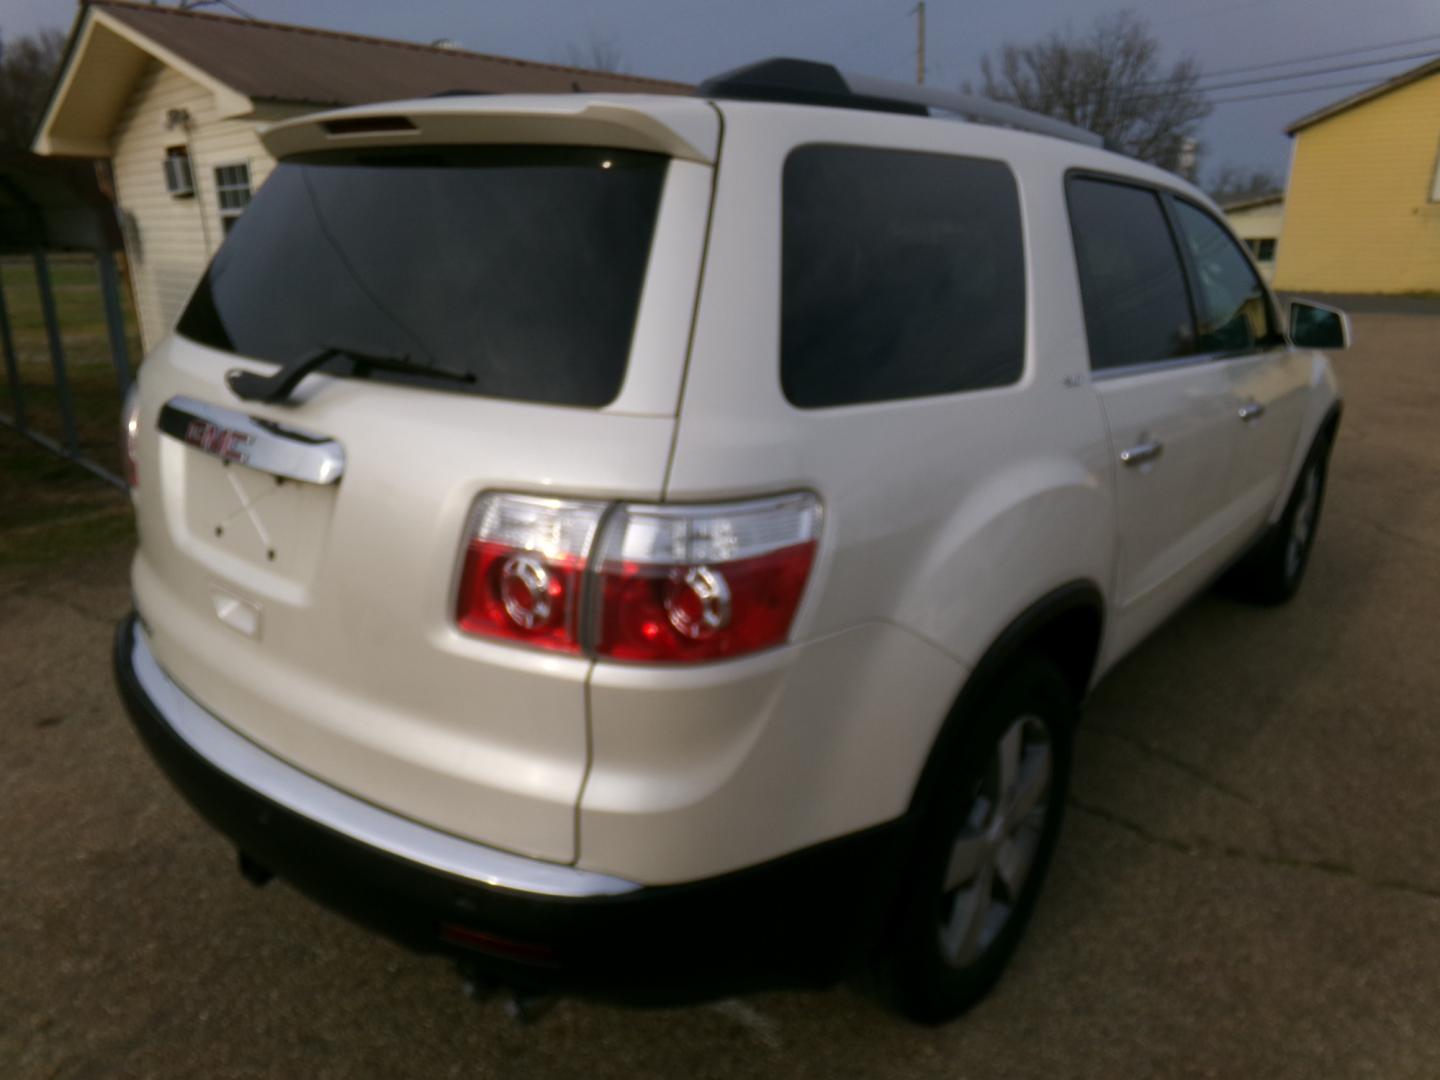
<box><xmin>1226</xmin><ymin>433</ymin><xmax>1332</xmax><ymax>605</ymax></box>
<box><xmin>876</xmin><ymin>656</ymin><xmax>1074</xmax><ymax>1024</ymax></box>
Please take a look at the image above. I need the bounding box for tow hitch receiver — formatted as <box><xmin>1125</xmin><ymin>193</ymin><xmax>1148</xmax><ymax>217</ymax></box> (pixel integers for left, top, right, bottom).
<box><xmin>237</xmin><ymin>851</ymin><xmax>274</xmax><ymax>888</ymax></box>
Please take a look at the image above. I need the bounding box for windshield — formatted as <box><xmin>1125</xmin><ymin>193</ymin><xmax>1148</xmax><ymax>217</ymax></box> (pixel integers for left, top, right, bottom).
<box><xmin>177</xmin><ymin>145</ymin><xmax>668</xmax><ymax>408</ymax></box>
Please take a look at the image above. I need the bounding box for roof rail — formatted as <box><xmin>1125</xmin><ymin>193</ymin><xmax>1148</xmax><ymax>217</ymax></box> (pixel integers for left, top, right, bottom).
<box><xmin>696</xmin><ymin>58</ymin><xmax>1104</xmax><ymax>150</ymax></box>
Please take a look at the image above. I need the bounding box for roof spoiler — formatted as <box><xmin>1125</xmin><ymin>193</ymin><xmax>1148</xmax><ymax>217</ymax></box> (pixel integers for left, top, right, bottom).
<box><xmin>261</xmin><ymin>96</ymin><xmax>718</xmax><ymax>163</ymax></box>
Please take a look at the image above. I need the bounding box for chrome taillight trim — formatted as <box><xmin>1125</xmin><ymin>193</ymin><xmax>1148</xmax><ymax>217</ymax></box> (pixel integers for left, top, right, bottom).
<box><xmin>157</xmin><ymin>395</ymin><xmax>346</xmax><ymax>485</ymax></box>
<box><xmin>594</xmin><ymin>492</ymin><xmax>824</xmax><ymax>567</ymax></box>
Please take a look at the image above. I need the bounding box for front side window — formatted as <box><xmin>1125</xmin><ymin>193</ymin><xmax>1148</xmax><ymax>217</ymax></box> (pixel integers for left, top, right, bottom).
<box><xmin>214</xmin><ymin>163</ymin><xmax>252</xmax><ymax>235</ymax></box>
<box><xmin>1066</xmin><ymin>177</ymin><xmax>1195</xmax><ymax>372</ymax></box>
<box><xmin>178</xmin><ymin>146</ymin><xmax>667</xmax><ymax>408</ymax></box>
<box><xmin>1171</xmin><ymin>199</ymin><xmax>1277</xmax><ymax>352</ymax></box>
<box><xmin>782</xmin><ymin>145</ymin><xmax>1025</xmax><ymax>408</ymax></box>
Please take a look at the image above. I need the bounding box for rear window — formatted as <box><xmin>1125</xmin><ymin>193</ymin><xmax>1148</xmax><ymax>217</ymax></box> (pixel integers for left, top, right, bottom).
<box><xmin>781</xmin><ymin>145</ymin><xmax>1025</xmax><ymax>409</ymax></box>
<box><xmin>177</xmin><ymin>146</ymin><xmax>668</xmax><ymax>408</ymax></box>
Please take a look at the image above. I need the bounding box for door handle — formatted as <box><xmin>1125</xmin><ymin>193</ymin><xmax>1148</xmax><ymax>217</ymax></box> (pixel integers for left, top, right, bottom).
<box><xmin>1238</xmin><ymin>401</ymin><xmax>1266</xmax><ymax>422</ymax></box>
<box><xmin>158</xmin><ymin>396</ymin><xmax>346</xmax><ymax>485</ymax></box>
<box><xmin>1119</xmin><ymin>438</ymin><xmax>1164</xmax><ymax>467</ymax></box>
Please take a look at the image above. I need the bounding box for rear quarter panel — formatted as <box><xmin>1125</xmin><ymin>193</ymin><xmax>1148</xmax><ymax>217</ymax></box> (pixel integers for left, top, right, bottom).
<box><xmin>578</xmin><ymin>105</ymin><xmax>1116</xmax><ymax>880</ymax></box>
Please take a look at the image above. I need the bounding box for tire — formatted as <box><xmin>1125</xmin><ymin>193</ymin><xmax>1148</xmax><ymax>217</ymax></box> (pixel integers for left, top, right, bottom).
<box><xmin>1225</xmin><ymin>432</ymin><xmax>1333</xmax><ymax>606</ymax></box>
<box><xmin>875</xmin><ymin>655</ymin><xmax>1075</xmax><ymax>1024</ymax></box>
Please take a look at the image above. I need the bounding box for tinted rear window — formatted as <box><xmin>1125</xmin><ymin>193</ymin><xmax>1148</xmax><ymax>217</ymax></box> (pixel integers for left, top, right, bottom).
<box><xmin>177</xmin><ymin>146</ymin><xmax>667</xmax><ymax>408</ymax></box>
<box><xmin>781</xmin><ymin>145</ymin><xmax>1025</xmax><ymax>408</ymax></box>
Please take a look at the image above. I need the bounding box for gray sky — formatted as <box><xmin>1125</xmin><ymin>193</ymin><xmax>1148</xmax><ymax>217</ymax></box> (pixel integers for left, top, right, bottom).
<box><xmin>5</xmin><ymin>0</ymin><xmax>1437</xmax><ymax>181</ymax></box>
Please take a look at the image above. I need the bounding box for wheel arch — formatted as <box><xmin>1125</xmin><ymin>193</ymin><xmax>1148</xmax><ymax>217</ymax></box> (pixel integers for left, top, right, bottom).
<box><xmin>906</xmin><ymin>580</ymin><xmax>1103</xmax><ymax>820</ymax></box>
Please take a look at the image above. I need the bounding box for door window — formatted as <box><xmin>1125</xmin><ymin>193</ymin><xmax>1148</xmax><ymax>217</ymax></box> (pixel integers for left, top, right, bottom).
<box><xmin>1066</xmin><ymin>178</ymin><xmax>1196</xmax><ymax>372</ymax></box>
<box><xmin>1171</xmin><ymin>200</ymin><xmax>1277</xmax><ymax>352</ymax></box>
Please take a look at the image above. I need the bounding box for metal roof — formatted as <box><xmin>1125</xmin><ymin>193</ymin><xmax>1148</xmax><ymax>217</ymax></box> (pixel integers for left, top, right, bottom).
<box><xmin>1286</xmin><ymin>56</ymin><xmax>1440</xmax><ymax>135</ymax></box>
<box><xmin>1220</xmin><ymin>192</ymin><xmax>1284</xmax><ymax>213</ymax></box>
<box><xmin>89</xmin><ymin>0</ymin><xmax>691</xmax><ymax>107</ymax></box>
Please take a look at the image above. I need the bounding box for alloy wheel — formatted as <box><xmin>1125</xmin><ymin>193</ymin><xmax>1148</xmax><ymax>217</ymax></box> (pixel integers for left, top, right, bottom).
<box><xmin>937</xmin><ymin>714</ymin><xmax>1053</xmax><ymax>967</ymax></box>
<box><xmin>1285</xmin><ymin>463</ymin><xmax>1322</xmax><ymax>582</ymax></box>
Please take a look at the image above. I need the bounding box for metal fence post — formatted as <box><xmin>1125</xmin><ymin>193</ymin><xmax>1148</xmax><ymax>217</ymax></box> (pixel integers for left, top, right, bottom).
<box><xmin>96</xmin><ymin>248</ymin><xmax>133</xmax><ymax>392</ymax></box>
<box><xmin>0</xmin><ymin>266</ymin><xmax>26</xmax><ymax>430</ymax></box>
<box><xmin>33</xmin><ymin>248</ymin><xmax>79</xmax><ymax>453</ymax></box>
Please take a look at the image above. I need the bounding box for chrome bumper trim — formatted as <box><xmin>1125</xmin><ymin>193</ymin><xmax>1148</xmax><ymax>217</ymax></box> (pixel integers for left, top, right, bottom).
<box><xmin>129</xmin><ymin>627</ymin><xmax>640</xmax><ymax>898</ymax></box>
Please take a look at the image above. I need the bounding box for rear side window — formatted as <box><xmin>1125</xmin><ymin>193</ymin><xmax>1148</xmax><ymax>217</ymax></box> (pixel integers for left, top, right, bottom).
<box><xmin>1067</xmin><ymin>177</ymin><xmax>1195</xmax><ymax>371</ymax></box>
<box><xmin>178</xmin><ymin>146</ymin><xmax>667</xmax><ymax>408</ymax></box>
<box><xmin>1171</xmin><ymin>199</ymin><xmax>1278</xmax><ymax>352</ymax></box>
<box><xmin>781</xmin><ymin>145</ymin><xmax>1025</xmax><ymax>408</ymax></box>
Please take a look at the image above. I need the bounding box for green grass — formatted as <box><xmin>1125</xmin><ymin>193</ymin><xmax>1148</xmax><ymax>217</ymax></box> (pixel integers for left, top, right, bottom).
<box><xmin>0</xmin><ymin>430</ymin><xmax>135</xmax><ymax>566</ymax></box>
<box><xmin>1</xmin><ymin>253</ymin><xmax>143</xmax><ymax>566</ymax></box>
<box><xmin>1</xmin><ymin>254</ymin><xmax>145</xmax><ymax>478</ymax></box>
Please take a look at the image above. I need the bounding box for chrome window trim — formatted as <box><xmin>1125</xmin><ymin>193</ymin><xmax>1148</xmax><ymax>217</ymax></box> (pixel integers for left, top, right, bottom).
<box><xmin>129</xmin><ymin>626</ymin><xmax>641</xmax><ymax>898</ymax></box>
<box><xmin>158</xmin><ymin>395</ymin><xmax>345</xmax><ymax>485</ymax></box>
<box><xmin>1089</xmin><ymin>344</ymin><xmax>1290</xmax><ymax>383</ymax></box>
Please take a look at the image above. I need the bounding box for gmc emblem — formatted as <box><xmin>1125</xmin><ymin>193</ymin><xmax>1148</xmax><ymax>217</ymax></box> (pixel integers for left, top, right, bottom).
<box><xmin>184</xmin><ymin>419</ymin><xmax>254</xmax><ymax>464</ymax></box>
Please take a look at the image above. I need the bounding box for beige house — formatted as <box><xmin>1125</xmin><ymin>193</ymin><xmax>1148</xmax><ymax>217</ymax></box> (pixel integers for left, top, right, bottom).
<box><xmin>34</xmin><ymin>0</ymin><xmax>687</xmax><ymax>351</ymax></box>
<box><xmin>1221</xmin><ymin>192</ymin><xmax>1283</xmax><ymax>283</ymax></box>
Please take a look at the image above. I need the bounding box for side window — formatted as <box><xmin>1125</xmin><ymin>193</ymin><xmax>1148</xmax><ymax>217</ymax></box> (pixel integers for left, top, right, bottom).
<box><xmin>1171</xmin><ymin>199</ymin><xmax>1277</xmax><ymax>352</ymax></box>
<box><xmin>781</xmin><ymin>145</ymin><xmax>1025</xmax><ymax>408</ymax></box>
<box><xmin>1066</xmin><ymin>177</ymin><xmax>1195</xmax><ymax>371</ymax></box>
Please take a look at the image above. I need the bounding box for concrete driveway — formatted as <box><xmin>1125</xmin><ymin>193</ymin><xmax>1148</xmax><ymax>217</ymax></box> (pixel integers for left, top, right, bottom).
<box><xmin>3</xmin><ymin>305</ymin><xmax>1438</xmax><ymax>1078</ymax></box>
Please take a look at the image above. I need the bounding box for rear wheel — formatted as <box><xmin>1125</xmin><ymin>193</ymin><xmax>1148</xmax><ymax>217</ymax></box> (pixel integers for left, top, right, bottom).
<box><xmin>877</xmin><ymin>656</ymin><xmax>1074</xmax><ymax>1023</ymax></box>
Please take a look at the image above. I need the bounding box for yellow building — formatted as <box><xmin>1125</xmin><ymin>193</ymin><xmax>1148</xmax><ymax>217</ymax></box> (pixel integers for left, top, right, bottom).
<box><xmin>1273</xmin><ymin>57</ymin><xmax>1440</xmax><ymax>294</ymax></box>
<box><xmin>1222</xmin><ymin>193</ymin><xmax>1284</xmax><ymax>283</ymax></box>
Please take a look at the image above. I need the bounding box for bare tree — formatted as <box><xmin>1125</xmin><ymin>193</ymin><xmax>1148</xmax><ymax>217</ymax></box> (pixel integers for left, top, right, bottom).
<box><xmin>1207</xmin><ymin>163</ymin><xmax>1284</xmax><ymax>204</ymax></box>
<box><xmin>566</xmin><ymin>30</ymin><xmax>626</xmax><ymax>74</ymax></box>
<box><xmin>974</xmin><ymin>11</ymin><xmax>1211</xmax><ymax>172</ymax></box>
<box><xmin>0</xmin><ymin>27</ymin><xmax>66</xmax><ymax>150</ymax></box>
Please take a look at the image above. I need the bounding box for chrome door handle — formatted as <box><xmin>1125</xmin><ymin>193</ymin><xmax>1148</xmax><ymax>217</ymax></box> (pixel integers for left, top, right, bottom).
<box><xmin>1119</xmin><ymin>438</ymin><xmax>1164</xmax><ymax>467</ymax></box>
<box><xmin>1238</xmin><ymin>401</ymin><xmax>1266</xmax><ymax>422</ymax></box>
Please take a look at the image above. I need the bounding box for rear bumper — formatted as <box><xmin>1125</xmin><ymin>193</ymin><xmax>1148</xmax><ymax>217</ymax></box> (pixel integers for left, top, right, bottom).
<box><xmin>113</xmin><ymin>613</ymin><xmax>912</xmax><ymax>1001</ymax></box>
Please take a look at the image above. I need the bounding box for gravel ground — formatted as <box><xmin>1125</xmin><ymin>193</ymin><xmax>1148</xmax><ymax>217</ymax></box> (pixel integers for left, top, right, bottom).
<box><xmin>3</xmin><ymin>307</ymin><xmax>1438</xmax><ymax>1079</ymax></box>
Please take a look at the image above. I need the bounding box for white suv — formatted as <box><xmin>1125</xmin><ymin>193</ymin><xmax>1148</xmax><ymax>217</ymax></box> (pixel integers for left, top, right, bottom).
<box><xmin>114</xmin><ymin>59</ymin><xmax>1348</xmax><ymax>1022</ymax></box>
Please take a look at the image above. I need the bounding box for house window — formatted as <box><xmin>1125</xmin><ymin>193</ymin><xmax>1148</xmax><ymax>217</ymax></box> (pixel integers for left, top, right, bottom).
<box><xmin>1243</xmin><ymin>237</ymin><xmax>1277</xmax><ymax>262</ymax></box>
<box><xmin>163</xmin><ymin>147</ymin><xmax>194</xmax><ymax>197</ymax></box>
<box><xmin>214</xmin><ymin>163</ymin><xmax>252</xmax><ymax>234</ymax></box>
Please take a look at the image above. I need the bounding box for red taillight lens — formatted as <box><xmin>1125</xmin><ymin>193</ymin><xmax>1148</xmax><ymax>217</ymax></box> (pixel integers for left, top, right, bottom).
<box><xmin>454</xmin><ymin>494</ymin><xmax>606</xmax><ymax>653</ymax></box>
<box><xmin>454</xmin><ymin>492</ymin><xmax>822</xmax><ymax>663</ymax></box>
<box><xmin>597</xmin><ymin>544</ymin><xmax>817</xmax><ymax>661</ymax></box>
<box><xmin>121</xmin><ymin>384</ymin><xmax>140</xmax><ymax>488</ymax></box>
<box><xmin>594</xmin><ymin>494</ymin><xmax>822</xmax><ymax>662</ymax></box>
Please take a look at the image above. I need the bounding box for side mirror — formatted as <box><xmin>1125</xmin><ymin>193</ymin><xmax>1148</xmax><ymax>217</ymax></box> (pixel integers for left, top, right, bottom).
<box><xmin>1289</xmin><ymin>299</ymin><xmax>1350</xmax><ymax>350</ymax></box>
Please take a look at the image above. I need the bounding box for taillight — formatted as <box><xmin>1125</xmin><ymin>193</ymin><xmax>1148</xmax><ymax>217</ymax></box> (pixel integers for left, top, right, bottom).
<box><xmin>121</xmin><ymin>384</ymin><xmax>141</xmax><ymax>488</ymax></box>
<box><xmin>594</xmin><ymin>494</ymin><xmax>821</xmax><ymax>662</ymax></box>
<box><xmin>455</xmin><ymin>492</ymin><xmax>821</xmax><ymax>663</ymax></box>
<box><xmin>454</xmin><ymin>493</ymin><xmax>606</xmax><ymax>654</ymax></box>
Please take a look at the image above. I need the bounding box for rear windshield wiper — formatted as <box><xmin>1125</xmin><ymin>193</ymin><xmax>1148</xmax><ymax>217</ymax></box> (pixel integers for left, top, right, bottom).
<box><xmin>226</xmin><ymin>345</ymin><xmax>475</xmax><ymax>405</ymax></box>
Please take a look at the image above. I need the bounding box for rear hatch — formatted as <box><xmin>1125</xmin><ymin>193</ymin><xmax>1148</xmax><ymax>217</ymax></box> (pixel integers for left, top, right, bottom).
<box><xmin>129</xmin><ymin>98</ymin><xmax>718</xmax><ymax>863</ymax></box>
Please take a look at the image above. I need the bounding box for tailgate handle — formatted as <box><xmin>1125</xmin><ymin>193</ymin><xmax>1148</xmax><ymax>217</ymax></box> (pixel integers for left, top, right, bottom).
<box><xmin>157</xmin><ymin>396</ymin><xmax>345</xmax><ymax>485</ymax></box>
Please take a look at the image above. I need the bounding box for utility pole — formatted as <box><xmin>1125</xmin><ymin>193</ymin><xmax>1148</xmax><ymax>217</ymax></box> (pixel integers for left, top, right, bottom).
<box><xmin>912</xmin><ymin>2</ymin><xmax>926</xmax><ymax>85</ymax></box>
